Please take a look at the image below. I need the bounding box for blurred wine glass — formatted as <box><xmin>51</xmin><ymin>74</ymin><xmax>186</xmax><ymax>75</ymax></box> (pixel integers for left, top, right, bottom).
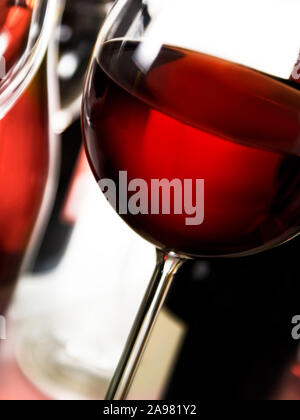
<box><xmin>0</xmin><ymin>1</ymin><xmax>57</xmax><ymax>324</ymax></box>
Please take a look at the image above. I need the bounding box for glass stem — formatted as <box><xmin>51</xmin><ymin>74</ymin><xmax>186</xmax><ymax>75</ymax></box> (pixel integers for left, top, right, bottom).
<box><xmin>105</xmin><ymin>249</ymin><xmax>186</xmax><ymax>400</ymax></box>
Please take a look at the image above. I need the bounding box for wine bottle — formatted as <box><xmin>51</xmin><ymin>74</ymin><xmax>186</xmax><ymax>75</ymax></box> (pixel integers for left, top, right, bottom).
<box><xmin>127</xmin><ymin>235</ymin><xmax>300</xmax><ymax>400</ymax></box>
<box><xmin>32</xmin><ymin>0</ymin><xmax>111</xmax><ymax>273</ymax></box>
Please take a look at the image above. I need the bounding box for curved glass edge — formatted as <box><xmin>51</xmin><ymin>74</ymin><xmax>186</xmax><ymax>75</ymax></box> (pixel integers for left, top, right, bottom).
<box><xmin>0</xmin><ymin>0</ymin><xmax>59</xmax><ymax>120</ymax></box>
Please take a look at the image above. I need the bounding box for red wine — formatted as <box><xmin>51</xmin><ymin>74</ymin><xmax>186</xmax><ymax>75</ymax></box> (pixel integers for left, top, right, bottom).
<box><xmin>82</xmin><ymin>40</ymin><xmax>300</xmax><ymax>256</ymax></box>
<box><xmin>0</xmin><ymin>0</ymin><xmax>35</xmax><ymax>73</ymax></box>
<box><xmin>0</xmin><ymin>62</ymin><xmax>48</xmax><ymax>314</ymax></box>
<box><xmin>0</xmin><ymin>0</ymin><xmax>9</xmax><ymax>29</ymax></box>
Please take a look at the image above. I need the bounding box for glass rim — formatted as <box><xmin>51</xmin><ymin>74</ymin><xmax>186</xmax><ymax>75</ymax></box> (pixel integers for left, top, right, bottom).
<box><xmin>0</xmin><ymin>0</ymin><xmax>58</xmax><ymax>120</ymax></box>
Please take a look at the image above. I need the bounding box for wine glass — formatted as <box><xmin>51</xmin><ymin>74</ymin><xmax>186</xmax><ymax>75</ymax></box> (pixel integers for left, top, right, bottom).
<box><xmin>82</xmin><ymin>0</ymin><xmax>300</xmax><ymax>399</ymax></box>
<box><xmin>0</xmin><ymin>0</ymin><xmax>57</xmax><ymax>315</ymax></box>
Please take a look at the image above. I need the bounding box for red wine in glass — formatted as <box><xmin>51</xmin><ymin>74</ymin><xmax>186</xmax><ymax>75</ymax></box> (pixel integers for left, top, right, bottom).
<box><xmin>0</xmin><ymin>63</ymin><xmax>48</xmax><ymax>314</ymax></box>
<box><xmin>83</xmin><ymin>40</ymin><xmax>300</xmax><ymax>257</ymax></box>
<box><xmin>0</xmin><ymin>0</ymin><xmax>35</xmax><ymax>74</ymax></box>
<box><xmin>0</xmin><ymin>0</ymin><xmax>10</xmax><ymax>28</ymax></box>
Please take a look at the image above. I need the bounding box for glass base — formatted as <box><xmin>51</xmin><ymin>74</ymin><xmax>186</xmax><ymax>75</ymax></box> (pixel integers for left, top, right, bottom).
<box><xmin>15</xmin><ymin>315</ymin><xmax>111</xmax><ymax>400</ymax></box>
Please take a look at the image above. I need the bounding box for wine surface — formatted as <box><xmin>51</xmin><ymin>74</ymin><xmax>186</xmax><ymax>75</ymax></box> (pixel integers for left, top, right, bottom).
<box><xmin>0</xmin><ymin>62</ymin><xmax>48</xmax><ymax>314</ymax></box>
<box><xmin>0</xmin><ymin>0</ymin><xmax>35</xmax><ymax>74</ymax></box>
<box><xmin>83</xmin><ymin>40</ymin><xmax>300</xmax><ymax>256</ymax></box>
